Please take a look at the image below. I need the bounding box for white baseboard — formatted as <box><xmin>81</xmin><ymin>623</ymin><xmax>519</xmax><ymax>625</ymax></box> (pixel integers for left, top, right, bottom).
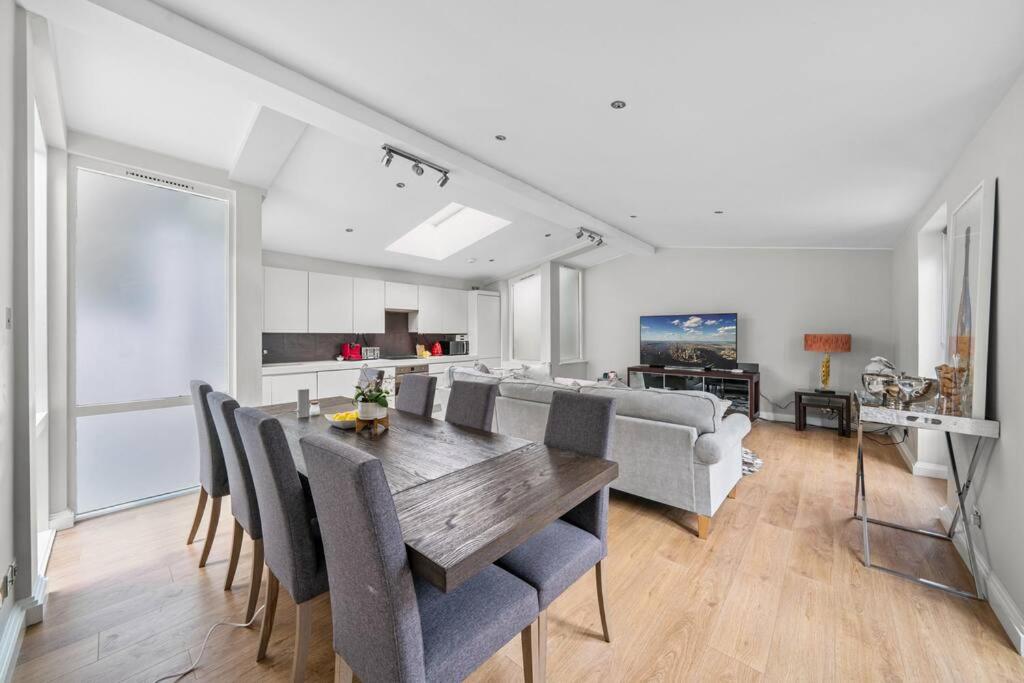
<box><xmin>940</xmin><ymin>505</ymin><xmax>1024</xmax><ymax>655</ymax></box>
<box><xmin>894</xmin><ymin>435</ymin><xmax>948</xmax><ymax>479</ymax></box>
<box><xmin>0</xmin><ymin>603</ymin><xmax>27</xmax><ymax>683</ymax></box>
<box><xmin>37</xmin><ymin>529</ymin><xmax>55</xmax><ymax>576</ymax></box>
<box><xmin>49</xmin><ymin>508</ymin><xmax>74</xmax><ymax>531</ymax></box>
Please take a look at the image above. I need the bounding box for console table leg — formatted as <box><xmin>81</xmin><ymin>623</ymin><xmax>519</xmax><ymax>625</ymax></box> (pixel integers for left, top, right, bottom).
<box><xmin>946</xmin><ymin>432</ymin><xmax>984</xmax><ymax>599</ymax></box>
<box><xmin>857</xmin><ymin>420</ymin><xmax>871</xmax><ymax>567</ymax></box>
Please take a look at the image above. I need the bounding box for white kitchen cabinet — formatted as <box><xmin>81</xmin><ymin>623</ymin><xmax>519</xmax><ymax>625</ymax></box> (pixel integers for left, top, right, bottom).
<box><xmin>316</xmin><ymin>368</ymin><xmax>362</xmax><ymax>399</ymax></box>
<box><xmin>410</xmin><ymin>285</ymin><xmax>444</xmax><ymax>333</ymax></box>
<box><xmin>264</xmin><ymin>372</ymin><xmax>316</xmax><ymax>405</ymax></box>
<box><xmin>308</xmin><ymin>272</ymin><xmax>354</xmax><ymax>333</ymax></box>
<box><xmin>264</xmin><ymin>267</ymin><xmax>308</xmax><ymax>332</ymax></box>
<box><xmin>352</xmin><ymin>278</ymin><xmax>386</xmax><ymax>333</ymax></box>
<box><xmin>442</xmin><ymin>289</ymin><xmax>469</xmax><ymax>333</ymax></box>
<box><xmin>385</xmin><ymin>282</ymin><xmax>418</xmax><ymax>310</ymax></box>
<box><xmin>468</xmin><ymin>291</ymin><xmax>501</xmax><ymax>358</ymax></box>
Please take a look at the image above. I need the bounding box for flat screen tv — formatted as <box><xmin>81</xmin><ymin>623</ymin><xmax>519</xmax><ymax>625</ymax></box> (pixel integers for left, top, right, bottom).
<box><xmin>640</xmin><ymin>313</ymin><xmax>738</xmax><ymax>368</ymax></box>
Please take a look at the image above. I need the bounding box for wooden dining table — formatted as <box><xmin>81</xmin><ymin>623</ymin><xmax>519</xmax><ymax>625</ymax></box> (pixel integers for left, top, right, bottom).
<box><xmin>260</xmin><ymin>395</ymin><xmax>619</xmax><ymax>592</ymax></box>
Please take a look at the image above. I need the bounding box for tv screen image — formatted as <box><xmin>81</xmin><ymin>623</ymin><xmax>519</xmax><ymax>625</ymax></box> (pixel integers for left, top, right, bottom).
<box><xmin>640</xmin><ymin>313</ymin><xmax>738</xmax><ymax>367</ymax></box>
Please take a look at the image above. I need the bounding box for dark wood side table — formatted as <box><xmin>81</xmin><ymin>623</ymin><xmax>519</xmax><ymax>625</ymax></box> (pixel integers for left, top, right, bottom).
<box><xmin>794</xmin><ymin>390</ymin><xmax>852</xmax><ymax>437</ymax></box>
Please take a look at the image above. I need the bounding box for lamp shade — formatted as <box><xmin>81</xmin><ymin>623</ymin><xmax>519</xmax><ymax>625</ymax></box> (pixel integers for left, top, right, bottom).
<box><xmin>804</xmin><ymin>333</ymin><xmax>851</xmax><ymax>353</ymax></box>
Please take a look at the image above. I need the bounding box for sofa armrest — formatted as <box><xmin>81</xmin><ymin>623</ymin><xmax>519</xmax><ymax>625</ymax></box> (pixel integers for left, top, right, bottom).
<box><xmin>694</xmin><ymin>413</ymin><xmax>751</xmax><ymax>465</ymax></box>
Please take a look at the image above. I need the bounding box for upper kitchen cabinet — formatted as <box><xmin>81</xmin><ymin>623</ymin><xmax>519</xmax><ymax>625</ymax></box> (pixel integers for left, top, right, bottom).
<box><xmin>308</xmin><ymin>272</ymin><xmax>354</xmax><ymax>333</ymax></box>
<box><xmin>410</xmin><ymin>285</ymin><xmax>444</xmax><ymax>333</ymax></box>
<box><xmin>442</xmin><ymin>288</ymin><xmax>469</xmax><ymax>333</ymax></box>
<box><xmin>353</xmin><ymin>277</ymin><xmax>386</xmax><ymax>333</ymax></box>
<box><xmin>468</xmin><ymin>291</ymin><xmax>501</xmax><ymax>358</ymax></box>
<box><xmin>264</xmin><ymin>266</ymin><xmax>308</xmax><ymax>332</ymax></box>
<box><xmin>385</xmin><ymin>282</ymin><xmax>418</xmax><ymax>310</ymax></box>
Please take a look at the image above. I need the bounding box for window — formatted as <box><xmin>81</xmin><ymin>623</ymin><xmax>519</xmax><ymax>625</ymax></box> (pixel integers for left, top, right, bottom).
<box><xmin>511</xmin><ymin>272</ymin><xmax>542</xmax><ymax>361</ymax></box>
<box><xmin>73</xmin><ymin>164</ymin><xmax>229</xmax><ymax>513</ymax></box>
<box><xmin>558</xmin><ymin>265</ymin><xmax>581</xmax><ymax>361</ymax></box>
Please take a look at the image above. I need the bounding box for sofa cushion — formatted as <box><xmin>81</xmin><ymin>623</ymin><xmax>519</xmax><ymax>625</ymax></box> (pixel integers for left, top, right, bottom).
<box><xmin>498</xmin><ymin>378</ymin><xmax>578</xmax><ymax>404</ymax></box>
<box><xmin>579</xmin><ymin>386</ymin><xmax>725</xmax><ymax>434</ymax></box>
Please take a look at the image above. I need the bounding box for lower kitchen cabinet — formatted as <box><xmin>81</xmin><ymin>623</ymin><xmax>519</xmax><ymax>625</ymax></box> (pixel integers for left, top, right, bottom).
<box><xmin>263</xmin><ymin>372</ymin><xmax>316</xmax><ymax>405</ymax></box>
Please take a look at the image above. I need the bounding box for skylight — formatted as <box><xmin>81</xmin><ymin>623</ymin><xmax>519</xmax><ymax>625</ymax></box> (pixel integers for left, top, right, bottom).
<box><xmin>385</xmin><ymin>203</ymin><xmax>511</xmax><ymax>260</ymax></box>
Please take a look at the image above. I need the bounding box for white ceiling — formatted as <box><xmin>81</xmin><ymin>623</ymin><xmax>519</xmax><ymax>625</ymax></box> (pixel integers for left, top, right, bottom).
<box><xmin>147</xmin><ymin>0</ymin><xmax>1024</xmax><ymax>248</ymax></box>
<box><xmin>53</xmin><ymin>24</ymin><xmax>256</xmax><ymax>171</ymax></box>
<box><xmin>47</xmin><ymin>0</ymin><xmax>1024</xmax><ymax>272</ymax></box>
<box><xmin>263</xmin><ymin>127</ymin><xmax>579</xmax><ymax>280</ymax></box>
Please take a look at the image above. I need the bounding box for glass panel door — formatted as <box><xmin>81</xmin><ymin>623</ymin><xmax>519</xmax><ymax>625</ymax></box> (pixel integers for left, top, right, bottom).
<box><xmin>73</xmin><ymin>166</ymin><xmax>228</xmax><ymax>513</ymax></box>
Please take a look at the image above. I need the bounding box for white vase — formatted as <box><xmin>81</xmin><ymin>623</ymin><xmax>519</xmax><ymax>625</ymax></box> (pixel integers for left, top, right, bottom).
<box><xmin>357</xmin><ymin>402</ymin><xmax>386</xmax><ymax>420</ymax></box>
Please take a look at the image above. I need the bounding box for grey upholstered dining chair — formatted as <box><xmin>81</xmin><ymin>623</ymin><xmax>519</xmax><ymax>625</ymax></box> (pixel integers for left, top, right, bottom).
<box><xmin>188</xmin><ymin>380</ymin><xmax>230</xmax><ymax>568</ymax></box>
<box><xmin>358</xmin><ymin>365</ymin><xmax>385</xmax><ymax>389</ymax></box>
<box><xmin>444</xmin><ymin>380</ymin><xmax>498</xmax><ymax>431</ymax></box>
<box><xmin>299</xmin><ymin>433</ymin><xmax>542</xmax><ymax>683</ymax></box>
<box><xmin>496</xmin><ymin>391</ymin><xmax>616</xmax><ymax>676</ymax></box>
<box><xmin>235</xmin><ymin>407</ymin><xmax>329</xmax><ymax>682</ymax></box>
<box><xmin>395</xmin><ymin>373</ymin><xmax>437</xmax><ymax>417</ymax></box>
<box><xmin>207</xmin><ymin>391</ymin><xmax>264</xmax><ymax>623</ymax></box>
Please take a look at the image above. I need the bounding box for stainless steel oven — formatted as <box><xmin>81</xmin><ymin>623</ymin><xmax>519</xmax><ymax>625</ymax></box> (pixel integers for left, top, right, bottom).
<box><xmin>394</xmin><ymin>363</ymin><xmax>428</xmax><ymax>396</ymax></box>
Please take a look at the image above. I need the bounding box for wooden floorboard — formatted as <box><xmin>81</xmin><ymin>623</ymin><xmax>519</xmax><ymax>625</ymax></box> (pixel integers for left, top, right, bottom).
<box><xmin>14</xmin><ymin>421</ymin><xmax>1024</xmax><ymax>682</ymax></box>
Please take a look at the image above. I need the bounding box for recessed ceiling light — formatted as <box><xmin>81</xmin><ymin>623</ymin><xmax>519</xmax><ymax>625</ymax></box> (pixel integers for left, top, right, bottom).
<box><xmin>610</xmin><ymin>100</ymin><xmax>627</xmax><ymax>109</ymax></box>
<box><xmin>714</xmin><ymin>210</ymin><xmax>725</xmax><ymax>215</ymax></box>
<box><xmin>386</xmin><ymin>202</ymin><xmax>511</xmax><ymax>261</ymax></box>
<box><xmin>544</xmin><ymin>233</ymin><xmax>551</xmax><ymax>237</ymax></box>
<box><xmin>495</xmin><ymin>134</ymin><xmax>507</xmax><ymax>141</ymax></box>
<box><xmin>466</xmin><ymin>257</ymin><xmax>477</xmax><ymax>264</ymax></box>
<box><xmin>489</xmin><ymin>258</ymin><xmax>495</xmax><ymax>262</ymax></box>
<box><xmin>396</xmin><ymin>182</ymin><xmax>406</xmax><ymax>188</ymax></box>
<box><xmin>629</xmin><ymin>215</ymin><xmax>637</xmax><ymax>219</ymax></box>
<box><xmin>345</xmin><ymin>228</ymin><xmax>354</xmax><ymax>233</ymax></box>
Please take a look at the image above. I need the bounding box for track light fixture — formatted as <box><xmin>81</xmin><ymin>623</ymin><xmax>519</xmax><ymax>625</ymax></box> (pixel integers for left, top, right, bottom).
<box><xmin>575</xmin><ymin>227</ymin><xmax>605</xmax><ymax>246</ymax></box>
<box><xmin>380</xmin><ymin>144</ymin><xmax>451</xmax><ymax>189</ymax></box>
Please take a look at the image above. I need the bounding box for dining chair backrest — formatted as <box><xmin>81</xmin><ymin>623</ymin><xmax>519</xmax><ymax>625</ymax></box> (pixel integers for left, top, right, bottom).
<box><xmin>544</xmin><ymin>391</ymin><xmax>616</xmax><ymax>547</ymax></box>
<box><xmin>300</xmin><ymin>434</ymin><xmax>426</xmax><ymax>682</ymax></box>
<box><xmin>395</xmin><ymin>373</ymin><xmax>437</xmax><ymax>418</ymax></box>
<box><xmin>444</xmin><ymin>380</ymin><xmax>498</xmax><ymax>431</ymax></box>
<box><xmin>208</xmin><ymin>392</ymin><xmax>262</xmax><ymax>540</ymax></box>
<box><xmin>235</xmin><ymin>407</ymin><xmax>321</xmax><ymax>602</ymax></box>
<box><xmin>190</xmin><ymin>380</ymin><xmax>229</xmax><ymax>498</ymax></box>
<box><xmin>358</xmin><ymin>366</ymin><xmax>385</xmax><ymax>390</ymax></box>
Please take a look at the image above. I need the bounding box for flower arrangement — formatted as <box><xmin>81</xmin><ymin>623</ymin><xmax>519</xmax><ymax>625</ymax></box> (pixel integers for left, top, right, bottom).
<box><xmin>353</xmin><ymin>377</ymin><xmax>389</xmax><ymax>419</ymax></box>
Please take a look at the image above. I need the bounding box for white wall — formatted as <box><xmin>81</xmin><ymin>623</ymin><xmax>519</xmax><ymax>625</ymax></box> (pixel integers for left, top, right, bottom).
<box><xmin>891</xmin><ymin>68</ymin><xmax>1024</xmax><ymax>652</ymax></box>
<box><xmin>583</xmin><ymin>248</ymin><xmax>893</xmax><ymax>420</ymax></box>
<box><xmin>0</xmin><ymin>0</ymin><xmax>17</xmax><ymax>667</ymax></box>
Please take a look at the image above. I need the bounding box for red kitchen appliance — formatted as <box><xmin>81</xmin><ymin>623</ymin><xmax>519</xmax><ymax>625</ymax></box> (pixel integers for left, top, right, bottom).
<box><xmin>341</xmin><ymin>342</ymin><xmax>362</xmax><ymax>361</ymax></box>
<box><xmin>431</xmin><ymin>341</ymin><xmax>443</xmax><ymax>357</ymax></box>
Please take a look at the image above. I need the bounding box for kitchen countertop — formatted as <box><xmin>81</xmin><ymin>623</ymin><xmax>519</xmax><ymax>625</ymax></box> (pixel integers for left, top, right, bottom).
<box><xmin>262</xmin><ymin>355</ymin><xmax>479</xmax><ymax>376</ymax></box>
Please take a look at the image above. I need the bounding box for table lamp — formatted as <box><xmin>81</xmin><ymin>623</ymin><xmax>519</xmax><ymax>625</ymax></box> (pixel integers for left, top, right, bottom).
<box><xmin>804</xmin><ymin>333</ymin><xmax>851</xmax><ymax>393</ymax></box>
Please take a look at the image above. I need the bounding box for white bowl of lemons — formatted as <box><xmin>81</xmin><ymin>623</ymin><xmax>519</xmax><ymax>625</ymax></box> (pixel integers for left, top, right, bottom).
<box><xmin>324</xmin><ymin>410</ymin><xmax>358</xmax><ymax>430</ymax></box>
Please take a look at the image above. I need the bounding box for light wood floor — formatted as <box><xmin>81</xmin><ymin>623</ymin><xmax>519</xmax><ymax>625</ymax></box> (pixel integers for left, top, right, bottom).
<box><xmin>15</xmin><ymin>421</ymin><xmax>1024</xmax><ymax>682</ymax></box>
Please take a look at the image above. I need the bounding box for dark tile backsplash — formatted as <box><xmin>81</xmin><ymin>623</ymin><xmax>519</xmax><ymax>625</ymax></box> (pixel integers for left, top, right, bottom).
<box><xmin>262</xmin><ymin>311</ymin><xmax>458</xmax><ymax>364</ymax></box>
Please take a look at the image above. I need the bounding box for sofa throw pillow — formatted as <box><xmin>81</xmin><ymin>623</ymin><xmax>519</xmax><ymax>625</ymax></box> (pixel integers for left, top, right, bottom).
<box><xmin>511</xmin><ymin>362</ymin><xmax>551</xmax><ymax>381</ymax></box>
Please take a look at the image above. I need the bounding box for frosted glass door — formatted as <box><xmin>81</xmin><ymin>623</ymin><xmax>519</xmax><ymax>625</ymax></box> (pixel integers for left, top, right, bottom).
<box><xmin>74</xmin><ymin>168</ymin><xmax>228</xmax><ymax>513</ymax></box>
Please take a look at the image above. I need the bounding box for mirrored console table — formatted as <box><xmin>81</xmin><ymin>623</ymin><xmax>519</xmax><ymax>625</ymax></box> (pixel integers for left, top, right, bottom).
<box><xmin>854</xmin><ymin>391</ymin><xmax>1000</xmax><ymax>600</ymax></box>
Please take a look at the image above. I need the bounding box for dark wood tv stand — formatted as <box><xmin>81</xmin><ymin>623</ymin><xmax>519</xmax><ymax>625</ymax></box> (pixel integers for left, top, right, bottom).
<box><xmin>627</xmin><ymin>365</ymin><xmax>761</xmax><ymax>421</ymax></box>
